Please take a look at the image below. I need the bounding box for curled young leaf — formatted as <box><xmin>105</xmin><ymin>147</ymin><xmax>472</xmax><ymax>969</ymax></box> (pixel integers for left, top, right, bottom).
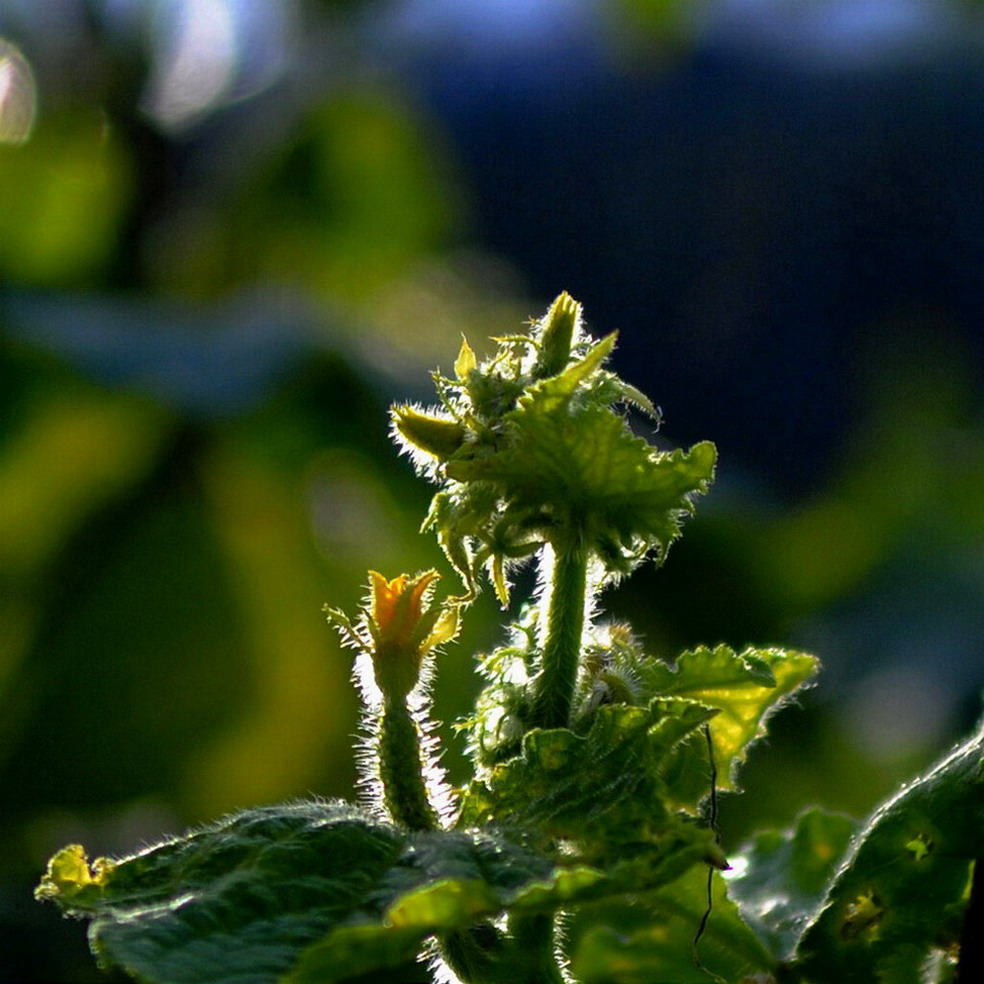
<box><xmin>392</xmin><ymin>405</ymin><xmax>468</xmax><ymax>462</ymax></box>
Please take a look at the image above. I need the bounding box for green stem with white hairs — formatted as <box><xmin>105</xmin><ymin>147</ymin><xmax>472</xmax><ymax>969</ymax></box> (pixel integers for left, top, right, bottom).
<box><xmin>529</xmin><ymin>524</ymin><xmax>590</xmax><ymax>731</ymax></box>
<box><xmin>378</xmin><ymin>695</ymin><xmax>438</xmax><ymax>831</ymax></box>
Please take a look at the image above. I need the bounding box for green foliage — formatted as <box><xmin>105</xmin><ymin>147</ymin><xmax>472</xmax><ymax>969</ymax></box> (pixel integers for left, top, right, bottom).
<box><xmin>396</xmin><ymin>293</ymin><xmax>715</xmax><ymax>604</ymax></box>
<box><xmin>726</xmin><ymin>808</ymin><xmax>860</xmax><ymax>959</ymax></box>
<box><xmin>570</xmin><ymin>865</ymin><xmax>774</xmax><ymax>983</ymax></box>
<box><xmin>458</xmin><ymin>699</ymin><xmax>720</xmax><ymax>856</ymax></box>
<box><xmin>789</xmin><ymin>719</ymin><xmax>984</xmax><ymax>982</ymax></box>
<box><xmin>36</xmin><ymin>800</ymin><xmax>565</xmax><ymax>984</ymax></box>
<box><xmin>637</xmin><ymin>646</ymin><xmax>819</xmax><ymax>800</ymax></box>
<box><xmin>725</xmin><ymin>722</ymin><xmax>984</xmax><ymax>982</ymax></box>
<box><xmin>36</xmin><ymin>296</ymin><xmax>981</xmax><ymax>982</ymax></box>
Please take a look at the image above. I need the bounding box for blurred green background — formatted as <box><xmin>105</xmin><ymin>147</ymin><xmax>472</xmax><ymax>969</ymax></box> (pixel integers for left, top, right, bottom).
<box><xmin>1</xmin><ymin>2</ymin><xmax>982</xmax><ymax>980</ymax></box>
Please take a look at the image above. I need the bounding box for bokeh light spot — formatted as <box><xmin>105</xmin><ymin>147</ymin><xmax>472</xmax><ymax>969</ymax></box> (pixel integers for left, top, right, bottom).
<box><xmin>143</xmin><ymin>0</ymin><xmax>238</xmax><ymax>129</ymax></box>
<box><xmin>0</xmin><ymin>39</ymin><xmax>37</xmax><ymax>144</ymax></box>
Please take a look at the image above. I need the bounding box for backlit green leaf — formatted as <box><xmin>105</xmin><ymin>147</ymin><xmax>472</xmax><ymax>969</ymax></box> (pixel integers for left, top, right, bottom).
<box><xmin>38</xmin><ymin>801</ymin><xmax>411</xmax><ymax>984</ymax></box>
<box><xmin>38</xmin><ymin>798</ymin><xmax>715</xmax><ymax>984</ymax></box>
<box><xmin>637</xmin><ymin>646</ymin><xmax>818</xmax><ymax>794</ymax></box>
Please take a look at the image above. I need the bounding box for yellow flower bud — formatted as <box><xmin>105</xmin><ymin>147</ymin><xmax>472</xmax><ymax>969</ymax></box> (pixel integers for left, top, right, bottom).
<box><xmin>366</xmin><ymin>570</ymin><xmax>458</xmax><ymax>697</ymax></box>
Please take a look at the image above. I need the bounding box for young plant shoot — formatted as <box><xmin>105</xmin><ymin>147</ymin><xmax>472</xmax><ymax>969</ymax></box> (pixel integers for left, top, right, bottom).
<box><xmin>37</xmin><ymin>295</ymin><xmax>983</xmax><ymax>983</ymax></box>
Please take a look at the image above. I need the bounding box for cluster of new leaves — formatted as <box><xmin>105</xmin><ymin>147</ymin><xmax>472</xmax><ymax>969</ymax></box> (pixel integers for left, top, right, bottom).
<box><xmin>36</xmin><ymin>295</ymin><xmax>983</xmax><ymax>983</ymax></box>
<box><xmin>393</xmin><ymin>292</ymin><xmax>716</xmax><ymax>603</ymax></box>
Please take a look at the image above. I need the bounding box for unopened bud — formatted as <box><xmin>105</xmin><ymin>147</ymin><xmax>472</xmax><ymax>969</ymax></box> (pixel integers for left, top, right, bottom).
<box><xmin>534</xmin><ymin>292</ymin><xmax>581</xmax><ymax>378</ymax></box>
<box><xmin>392</xmin><ymin>406</ymin><xmax>467</xmax><ymax>461</ymax></box>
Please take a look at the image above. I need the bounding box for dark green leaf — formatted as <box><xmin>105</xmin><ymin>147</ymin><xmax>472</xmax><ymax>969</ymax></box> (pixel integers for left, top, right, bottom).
<box><xmin>39</xmin><ymin>800</ymin><xmax>565</xmax><ymax>984</ymax></box>
<box><xmin>725</xmin><ymin>807</ymin><xmax>859</xmax><ymax>959</ymax></box>
<box><xmin>570</xmin><ymin>864</ymin><xmax>775</xmax><ymax>983</ymax></box>
<box><xmin>790</xmin><ymin>720</ymin><xmax>984</xmax><ymax>981</ymax></box>
<box><xmin>460</xmin><ymin>699</ymin><xmax>717</xmax><ymax>858</ymax></box>
<box><xmin>39</xmin><ymin>798</ymin><xmax>711</xmax><ymax>984</ymax></box>
<box><xmin>38</xmin><ymin>801</ymin><xmax>411</xmax><ymax>984</ymax></box>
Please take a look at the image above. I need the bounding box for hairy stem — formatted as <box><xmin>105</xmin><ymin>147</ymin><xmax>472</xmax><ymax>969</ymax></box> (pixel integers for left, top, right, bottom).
<box><xmin>378</xmin><ymin>696</ymin><xmax>438</xmax><ymax>831</ymax></box>
<box><xmin>530</xmin><ymin>529</ymin><xmax>589</xmax><ymax>730</ymax></box>
<box><xmin>440</xmin><ymin>926</ymin><xmax>505</xmax><ymax>984</ymax></box>
<box><xmin>507</xmin><ymin>913</ymin><xmax>566</xmax><ymax>984</ymax></box>
<box><xmin>440</xmin><ymin>916</ymin><xmax>564</xmax><ymax>984</ymax></box>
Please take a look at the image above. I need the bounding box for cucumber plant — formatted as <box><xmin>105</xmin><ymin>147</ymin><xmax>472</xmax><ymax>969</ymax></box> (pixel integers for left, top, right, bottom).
<box><xmin>37</xmin><ymin>295</ymin><xmax>982</xmax><ymax>982</ymax></box>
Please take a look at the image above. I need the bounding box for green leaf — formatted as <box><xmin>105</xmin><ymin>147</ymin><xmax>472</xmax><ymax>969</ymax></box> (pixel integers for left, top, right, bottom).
<box><xmin>38</xmin><ymin>801</ymin><xmax>412</xmax><ymax>984</ymax></box>
<box><xmin>286</xmin><ymin>865</ymin><xmax>616</xmax><ymax>984</ymax></box>
<box><xmin>460</xmin><ymin>700</ymin><xmax>717</xmax><ymax>859</ymax></box>
<box><xmin>532</xmin><ymin>291</ymin><xmax>581</xmax><ymax>379</ymax></box>
<box><xmin>725</xmin><ymin>807</ymin><xmax>859</xmax><ymax>959</ymax></box>
<box><xmin>637</xmin><ymin>646</ymin><xmax>818</xmax><ymax>794</ymax></box>
<box><xmin>459</xmin><ymin>366</ymin><xmax>716</xmax><ymax>562</ymax></box>
<box><xmin>39</xmin><ymin>798</ymin><xmax>709</xmax><ymax>984</ymax></box>
<box><xmin>790</xmin><ymin>719</ymin><xmax>984</xmax><ymax>981</ymax></box>
<box><xmin>392</xmin><ymin>406</ymin><xmax>467</xmax><ymax>461</ymax></box>
<box><xmin>570</xmin><ymin>864</ymin><xmax>775</xmax><ymax>983</ymax></box>
<box><xmin>37</xmin><ymin>800</ymin><xmax>555</xmax><ymax>984</ymax></box>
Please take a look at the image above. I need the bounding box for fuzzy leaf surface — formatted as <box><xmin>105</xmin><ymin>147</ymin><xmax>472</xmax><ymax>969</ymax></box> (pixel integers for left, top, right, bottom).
<box><xmin>463</xmin><ymin>365</ymin><xmax>717</xmax><ymax>557</ymax></box>
<box><xmin>460</xmin><ymin>699</ymin><xmax>718</xmax><ymax>859</ymax></box>
<box><xmin>36</xmin><ymin>798</ymin><xmax>730</xmax><ymax>984</ymax></box>
<box><xmin>36</xmin><ymin>800</ymin><xmax>610</xmax><ymax>984</ymax></box>
<box><xmin>38</xmin><ymin>801</ymin><xmax>410</xmax><ymax>984</ymax></box>
<box><xmin>790</xmin><ymin>720</ymin><xmax>984</xmax><ymax>981</ymax></box>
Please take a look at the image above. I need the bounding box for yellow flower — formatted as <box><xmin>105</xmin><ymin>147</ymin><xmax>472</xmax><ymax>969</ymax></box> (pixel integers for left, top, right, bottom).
<box><xmin>365</xmin><ymin>570</ymin><xmax>458</xmax><ymax>698</ymax></box>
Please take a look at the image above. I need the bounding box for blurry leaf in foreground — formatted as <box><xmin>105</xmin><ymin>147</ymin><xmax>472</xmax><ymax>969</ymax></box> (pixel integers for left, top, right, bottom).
<box><xmin>0</xmin><ymin>114</ymin><xmax>131</xmax><ymax>283</ymax></box>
